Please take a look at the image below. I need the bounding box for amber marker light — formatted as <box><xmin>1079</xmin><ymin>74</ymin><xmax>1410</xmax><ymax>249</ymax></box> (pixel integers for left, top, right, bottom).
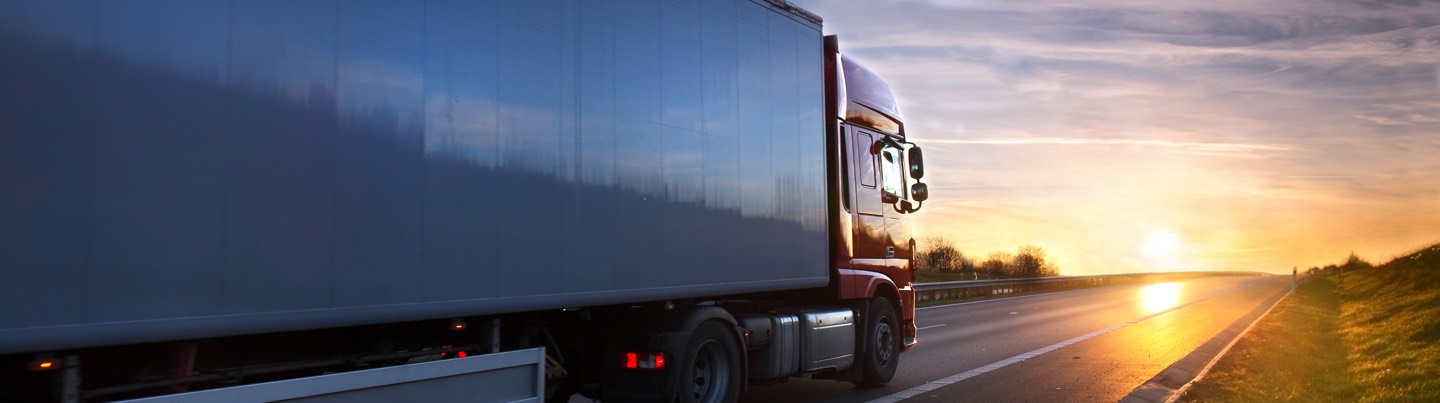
<box><xmin>29</xmin><ymin>358</ymin><xmax>58</xmax><ymax>371</ymax></box>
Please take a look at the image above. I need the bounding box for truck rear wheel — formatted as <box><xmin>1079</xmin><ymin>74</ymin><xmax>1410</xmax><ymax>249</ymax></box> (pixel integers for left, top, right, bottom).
<box><xmin>677</xmin><ymin>320</ymin><xmax>743</xmax><ymax>403</ymax></box>
<box><xmin>854</xmin><ymin>297</ymin><xmax>899</xmax><ymax>386</ymax></box>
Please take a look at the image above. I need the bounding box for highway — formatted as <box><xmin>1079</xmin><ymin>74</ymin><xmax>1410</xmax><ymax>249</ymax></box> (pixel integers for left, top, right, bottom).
<box><xmin>739</xmin><ymin>275</ymin><xmax>1291</xmax><ymax>402</ymax></box>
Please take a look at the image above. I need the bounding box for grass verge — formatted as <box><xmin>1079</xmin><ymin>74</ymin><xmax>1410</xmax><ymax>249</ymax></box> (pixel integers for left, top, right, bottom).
<box><xmin>1181</xmin><ymin>244</ymin><xmax>1440</xmax><ymax>402</ymax></box>
<box><xmin>1180</xmin><ymin>275</ymin><xmax>1352</xmax><ymax>401</ymax></box>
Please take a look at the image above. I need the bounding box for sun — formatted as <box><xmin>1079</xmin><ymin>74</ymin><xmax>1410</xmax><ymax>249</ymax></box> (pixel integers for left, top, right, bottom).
<box><xmin>1141</xmin><ymin>230</ymin><xmax>1183</xmax><ymax>269</ymax></box>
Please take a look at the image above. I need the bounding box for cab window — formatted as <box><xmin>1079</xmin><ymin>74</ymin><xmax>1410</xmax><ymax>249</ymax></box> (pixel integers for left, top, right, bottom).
<box><xmin>879</xmin><ymin>143</ymin><xmax>904</xmax><ymax>201</ymax></box>
<box><xmin>856</xmin><ymin>131</ymin><xmax>876</xmax><ymax>188</ymax></box>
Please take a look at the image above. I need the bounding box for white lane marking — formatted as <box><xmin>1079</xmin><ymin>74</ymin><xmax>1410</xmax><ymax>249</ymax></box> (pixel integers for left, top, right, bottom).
<box><xmin>917</xmin><ymin>324</ymin><xmax>947</xmax><ymax>330</ymax></box>
<box><xmin>870</xmin><ymin>278</ymin><xmax>1274</xmax><ymax>403</ymax></box>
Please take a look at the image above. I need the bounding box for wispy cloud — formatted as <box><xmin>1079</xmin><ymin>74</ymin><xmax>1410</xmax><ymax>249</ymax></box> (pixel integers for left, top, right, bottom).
<box><xmin>1357</xmin><ymin>114</ymin><xmax>1409</xmax><ymax>126</ymax></box>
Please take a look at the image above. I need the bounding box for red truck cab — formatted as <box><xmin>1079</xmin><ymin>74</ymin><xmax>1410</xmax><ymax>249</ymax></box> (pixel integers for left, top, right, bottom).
<box><xmin>826</xmin><ymin>36</ymin><xmax>930</xmax><ymax>353</ymax></box>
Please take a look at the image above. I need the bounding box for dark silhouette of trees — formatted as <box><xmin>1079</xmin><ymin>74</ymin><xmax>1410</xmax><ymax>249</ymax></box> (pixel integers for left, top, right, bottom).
<box><xmin>980</xmin><ymin>251</ymin><xmax>1012</xmax><ymax>278</ymax></box>
<box><xmin>916</xmin><ymin>236</ymin><xmax>974</xmax><ymax>273</ymax></box>
<box><xmin>1313</xmin><ymin>252</ymin><xmax>1374</xmax><ymax>276</ymax></box>
<box><xmin>914</xmin><ymin>237</ymin><xmax>1062</xmax><ymax>278</ymax></box>
<box><xmin>1013</xmin><ymin>245</ymin><xmax>1059</xmax><ymax>277</ymax></box>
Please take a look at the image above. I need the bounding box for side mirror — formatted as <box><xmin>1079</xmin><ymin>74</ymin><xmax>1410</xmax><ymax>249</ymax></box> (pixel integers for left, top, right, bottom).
<box><xmin>910</xmin><ymin>182</ymin><xmax>929</xmax><ymax>202</ymax></box>
<box><xmin>907</xmin><ymin>146</ymin><xmax>925</xmax><ymax>179</ymax></box>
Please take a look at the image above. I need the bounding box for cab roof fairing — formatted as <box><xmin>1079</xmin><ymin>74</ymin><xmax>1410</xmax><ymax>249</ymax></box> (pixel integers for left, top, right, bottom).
<box><xmin>839</xmin><ymin>54</ymin><xmax>901</xmax><ymax>124</ymax></box>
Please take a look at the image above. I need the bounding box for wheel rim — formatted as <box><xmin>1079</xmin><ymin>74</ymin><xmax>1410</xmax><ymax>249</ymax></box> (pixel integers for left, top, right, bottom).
<box><xmin>691</xmin><ymin>340</ymin><xmax>730</xmax><ymax>402</ymax></box>
<box><xmin>874</xmin><ymin>319</ymin><xmax>895</xmax><ymax>367</ymax></box>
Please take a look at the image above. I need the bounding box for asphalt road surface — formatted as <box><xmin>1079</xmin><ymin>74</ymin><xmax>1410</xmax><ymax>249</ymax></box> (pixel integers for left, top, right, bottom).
<box><xmin>738</xmin><ymin>275</ymin><xmax>1290</xmax><ymax>403</ymax></box>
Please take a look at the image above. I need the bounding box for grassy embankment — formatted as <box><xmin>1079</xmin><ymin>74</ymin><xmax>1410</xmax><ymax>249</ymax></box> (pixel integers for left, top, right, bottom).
<box><xmin>1181</xmin><ymin>243</ymin><xmax>1440</xmax><ymax>402</ymax></box>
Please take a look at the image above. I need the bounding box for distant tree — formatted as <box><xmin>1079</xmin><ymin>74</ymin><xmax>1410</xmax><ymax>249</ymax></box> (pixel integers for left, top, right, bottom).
<box><xmin>916</xmin><ymin>236</ymin><xmax>952</xmax><ymax>272</ymax></box>
<box><xmin>982</xmin><ymin>251</ymin><xmax>1013</xmax><ymax>278</ymax></box>
<box><xmin>917</xmin><ymin>236</ymin><xmax>972</xmax><ymax>273</ymax></box>
<box><xmin>956</xmin><ymin>253</ymin><xmax>977</xmax><ymax>275</ymax></box>
<box><xmin>1012</xmin><ymin>245</ymin><xmax>1058</xmax><ymax>278</ymax></box>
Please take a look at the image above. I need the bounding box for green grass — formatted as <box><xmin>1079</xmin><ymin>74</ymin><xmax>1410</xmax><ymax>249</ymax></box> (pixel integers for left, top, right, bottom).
<box><xmin>1181</xmin><ymin>243</ymin><xmax>1440</xmax><ymax>402</ymax></box>
<box><xmin>1180</xmin><ymin>274</ymin><xmax>1353</xmax><ymax>402</ymax></box>
<box><xmin>1338</xmin><ymin>244</ymin><xmax>1440</xmax><ymax>401</ymax></box>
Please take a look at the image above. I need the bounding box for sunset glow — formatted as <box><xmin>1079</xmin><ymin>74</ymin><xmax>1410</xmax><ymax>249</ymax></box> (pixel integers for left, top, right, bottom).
<box><xmin>797</xmin><ymin>0</ymin><xmax>1440</xmax><ymax>274</ymax></box>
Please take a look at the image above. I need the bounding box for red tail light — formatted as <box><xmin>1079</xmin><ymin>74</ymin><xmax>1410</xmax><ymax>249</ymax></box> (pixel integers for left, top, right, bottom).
<box><xmin>623</xmin><ymin>351</ymin><xmax>665</xmax><ymax>370</ymax></box>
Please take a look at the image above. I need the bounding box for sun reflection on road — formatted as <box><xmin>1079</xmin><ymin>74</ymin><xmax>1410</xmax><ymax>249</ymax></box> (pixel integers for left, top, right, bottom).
<box><xmin>1139</xmin><ymin>282</ymin><xmax>1182</xmax><ymax>313</ymax></box>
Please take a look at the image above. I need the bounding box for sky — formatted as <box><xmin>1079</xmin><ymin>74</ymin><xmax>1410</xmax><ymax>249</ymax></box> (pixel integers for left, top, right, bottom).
<box><xmin>792</xmin><ymin>0</ymin><xmax>1440</xmax><ymax>275</ymax></box>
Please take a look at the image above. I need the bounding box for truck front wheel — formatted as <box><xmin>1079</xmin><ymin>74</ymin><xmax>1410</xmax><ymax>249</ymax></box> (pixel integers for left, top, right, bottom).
<box><xmin>855</xmin><ymin>297</ymin><xmax>899</xmax><ymax>386</ymax></box>
<box><xmin>676</xmin><ymin>320</ymin><xmax>743</xmax><ymax>403</ymax></box>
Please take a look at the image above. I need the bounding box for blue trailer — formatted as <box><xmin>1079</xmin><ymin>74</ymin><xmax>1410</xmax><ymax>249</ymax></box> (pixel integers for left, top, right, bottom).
<box><xmin>1</xmin><ymin>0</ymin><xmax>929</xmax><ymax>401</ymax></box>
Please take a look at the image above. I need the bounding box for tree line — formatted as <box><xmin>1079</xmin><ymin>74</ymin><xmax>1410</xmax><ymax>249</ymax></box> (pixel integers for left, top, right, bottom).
<box><xmin>915</xmin><ymin>236</ymin><xmax>1059</xmax><ymax>278</ymax></box>
<box><xmin>1303</xmin><ymin>252</ymin><xmax>1373</xmax><ymax>276</ymax></box>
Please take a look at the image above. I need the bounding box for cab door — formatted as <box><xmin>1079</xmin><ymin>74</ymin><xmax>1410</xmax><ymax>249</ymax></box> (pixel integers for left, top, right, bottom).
<box><xmin>848</xmin><ymin>126</ymin><xmax>890</xmax><ymax>261</ymax></box>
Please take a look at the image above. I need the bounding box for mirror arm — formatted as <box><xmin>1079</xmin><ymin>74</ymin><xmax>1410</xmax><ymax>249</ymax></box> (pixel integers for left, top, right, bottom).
<box><xmin>893</xmin><ymin>200</ymin><xmax>922</xmax><ymax>214</ymax></box>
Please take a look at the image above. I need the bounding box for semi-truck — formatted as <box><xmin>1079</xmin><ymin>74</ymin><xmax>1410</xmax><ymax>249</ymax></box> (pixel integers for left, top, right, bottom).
<box><xmin>0</xmin><ymin>0</ymin><xmax>930</xmax><ymax>401</ymax></box>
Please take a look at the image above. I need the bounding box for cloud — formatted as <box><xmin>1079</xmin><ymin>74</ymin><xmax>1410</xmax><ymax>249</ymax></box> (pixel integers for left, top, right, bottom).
<box><xmin>1357</xmin><ymin>114</ymin><xmax>1410</xmax><ymax>126</ymax></box>
<box><xmin>1051</xmin><ymin>9</ymin><xmax>1309</xmax><ymax>47</ymax></box>
<box><xmin>795</xmin><ymin>0</ymin><xmax>1440</xmax><ymax>274</ymax></box>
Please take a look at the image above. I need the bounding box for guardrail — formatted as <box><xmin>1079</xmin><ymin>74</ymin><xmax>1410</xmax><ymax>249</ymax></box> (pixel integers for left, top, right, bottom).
<box><xmin>914</xmin><ymin>271</ymin><xmax>1270</xmax><ymax>305</ymax></box>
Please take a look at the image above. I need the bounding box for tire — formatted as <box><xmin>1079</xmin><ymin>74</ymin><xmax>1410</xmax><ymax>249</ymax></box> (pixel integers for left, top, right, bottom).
<box><xmin>676</xmin><ymin>320</ymin><xmax>743</xmax><ymax>403</ymax></box>
<box><xmin>854</xmin><ymin>297</ymin><xmax>900</xmax><ymax>387</ymax></box>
